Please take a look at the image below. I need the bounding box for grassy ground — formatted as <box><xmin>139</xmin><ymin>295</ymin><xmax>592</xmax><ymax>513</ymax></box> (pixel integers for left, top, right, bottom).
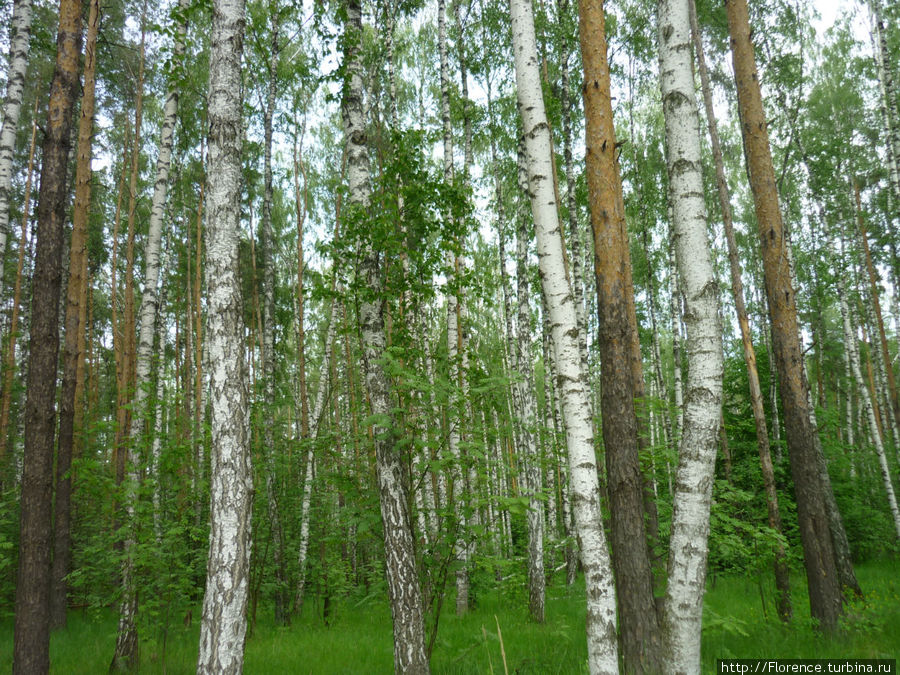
<box><xmin>1</xmin><ymin>559</ymin><xmax>897</xmax><ymax>673</ymax></box>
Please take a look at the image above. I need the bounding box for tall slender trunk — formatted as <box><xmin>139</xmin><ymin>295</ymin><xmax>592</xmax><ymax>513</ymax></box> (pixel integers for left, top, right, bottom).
<box><xmin>580</xmin><ymin>0</ymin><xmax>662</xmax><ymax>669</ymax></box>
<box><xmin>725</xmin><ymin>0</ymin><xmax>842</xmax><ymax>634</ymax></box>
<box><xmin>657</xmin><ymin>0</ymin><xmax>725</xmax><ymax>671</ymax></box>
<box><xmin>557</xmin><ymin>0</ymin><xmax>590</xmax><ymax>376</ymax></box>
<box><xmin>0</xmin><ymin>100</ymin><xmax>37</xmax><ymax>462</ymax></box>
<box><xmin>196</xmin><ymin>0</ymin><xmax>252</xmax><ymax>669</ymax></box>
<box><xmin>12</xmin><ymin>0</ymin><xmax>82</xmax><ymax>670</ymax></box>
<box><xmin>52</xmin><ymin>0</ymin><xmax>100</xmax><ymax>631</ymax></box>
<box><xmin>869</xmin><ymin>0</ymin><xmax>900</xmax><ymax>218</ymax></box>
<box><xmin>688</xmin><ymin>0</ymin><xmax>790</xmax><ymax>622</ymax></box>
<box><xmin>342</xmin><ymin>0</ymin><xmax>429</xmax><ymax>670</ymax></box>
<box><xmin>509</xmin><ymin>0</ymin><xmax>619</xmax><ymax>669</ymax></box>
<box><xmin>0</xmin><ymin>0</ymin><xmax>33</xmax><ymax>277</ymax></box>
<box><xmin>853</xmin><ymin>179</ymin><xmax>899</xmax><ymax>432</ymax></box>
<box><xmin>437</xmin><ymin>0</ymin><xmax>469</xmax><ymax>616</ymax></box>
<box><xmin>513</xmin><ymin>173</ymin><xmax>545</xmax><ymax>624</ymax></box>
<box><xmin>837</xmin><ymin>280</ymin><xmax>900</xmax><ymax>539</ymax></box>
<box><xmin>259</xmin><ymin>14</ymin><xmax>289</xmax><ymax>626</ymax></box>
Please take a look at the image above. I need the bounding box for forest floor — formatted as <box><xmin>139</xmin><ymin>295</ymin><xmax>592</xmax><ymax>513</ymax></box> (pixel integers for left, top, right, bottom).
<box><xmin>1</xmin><ymin>559</ymin><xmax>897</xmax><ymax>673</ymax></box>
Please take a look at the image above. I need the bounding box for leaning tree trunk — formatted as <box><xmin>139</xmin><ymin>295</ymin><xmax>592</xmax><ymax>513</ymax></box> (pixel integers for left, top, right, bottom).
<box><xmin>508</xmin><ymin>0</ymin><xmax>619</xmax><ymax>670</ymax></box>
<box><xmin>342</xmin><ymin>0</ymin><xmax>430</xmax><ymax>671</ymax></box>
<box><xmin>688</xmin><ymin>0</ymin><xmax>791</xmax><ymax>622</ymax></box>
<box><xmin>0</xmin><ymin>0</ymin><xmax>33</xmax><ymax>278</ymax></box>
<box><xmin>13</xmin><ymin>0</ymin><xmax>82</xmax><ymax>671</ymax></box>
<box><xmin>52</xmin><ymin>0</ymin><xmax>100</xmax><ymax>631</ymax></box>
<box><xmin>725</xmin><ymin>0</ymin><xmax>842</xmax><ymax>634</ymax></box>
<box><xmin>580</xmin><ymin>0</ymin><xmax>662</xmax><ymax>669</ymax></box>
<box><xmin>837</xmin><ymin>279</ymin><xmax>900</xmax><ymax>539</ymax></box>
<box><xmin>196</xmin><ymin>0</ymin><xmax>253</xmax><ymax>670</ymax></box>
<box><xmin>657</xmin><ymin>0</ymin><xmax>725</xmax><ymax>672</ymax></box>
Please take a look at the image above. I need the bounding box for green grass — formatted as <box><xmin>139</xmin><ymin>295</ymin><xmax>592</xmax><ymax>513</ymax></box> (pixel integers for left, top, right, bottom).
<box><xmin>2</xmin><ymin>560</ymin><xmax>897</xmax><ymax>673</ymax></box>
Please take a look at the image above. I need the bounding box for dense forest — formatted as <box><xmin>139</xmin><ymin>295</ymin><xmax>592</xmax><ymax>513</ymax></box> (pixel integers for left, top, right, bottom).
<box><xmin>0</xmin><ymin>0</ymin><xmax>899</xmax><ymax>671</ymax></box>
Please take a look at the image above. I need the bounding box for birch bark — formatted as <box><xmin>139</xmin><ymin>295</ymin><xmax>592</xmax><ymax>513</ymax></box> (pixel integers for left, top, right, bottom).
<box><xmin>196</xmin><ymin>0</ymin><xmax>253</xmax><ymax>670</ymax></box>
<box><xmin>0</xmin><ymin>0</ymin><xmax>33</xmax><ymax>277</ymax></box>
<box><xmin>657</xmin><ymin>0</ymin><xmax>725</xmax><ymax>671</ymax></box>
<box><xmin>508</xmin><ymin>0</ymin><xmax>618</xmax><ymax>669</ymax></box>
<box><xmin>342</xmin><ymin>0</ymin><xmax>429</xmax><ymax>670</ymax></box>
<box><xmin>688</xmin><ymin>0</ymin><xmax>790</xmax><ymax>621</ymax></box>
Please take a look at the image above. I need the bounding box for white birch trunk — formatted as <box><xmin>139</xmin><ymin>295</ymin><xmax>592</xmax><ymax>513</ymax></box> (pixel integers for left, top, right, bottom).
<box><xmin>869</xmin><ymin>0</ymin><xmax>900</xmax><ymax>216</ymax></box>
<box><xmin>0</xmin><ymin>0</ymin><xmax>32</xmax><ymax>274</ymax></box>
<box><xmin>657</xmin><ymin>0</ymin><xmax>725</xmax><ymax>671</ymax></box>
<box><xmin>508</xmin><ymin>0</ymin><xmax>618</xmax><ymax>668</ymax></box>
<box><xmin>295</xmin><ymin>296</ymin><xmax>338</xmax><ymax>612</ymax></box>
<box><xmin>838</xmin><ymin>282</ymin><xmax>900</xmax><ymax>540</ymax></box>
<box><xmin>515</xmin><ymin>192</ymin><xmax>545</xmax><ymax>623</ymax></box>
<box><xmin>151</xmin><ymin>263</ymin><xmax>168</xmax><ymax>542</ymax></box>
<box><xmin>197</xmin><ymin>0</ymin><xmax>252</xmax><ymax>671</ymax></box>
<box><xmin>343</xmin><ymin>0</ymin><xmax>429</xmax><ymax>670</ymax></box>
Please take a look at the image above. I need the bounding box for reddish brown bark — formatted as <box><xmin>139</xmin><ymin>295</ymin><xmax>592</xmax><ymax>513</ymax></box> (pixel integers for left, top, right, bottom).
<box><xmin>13</xmin><ymin>0</ymin><xmax>83</xmax><ymax>670</ymax></box>
<box><xmin>726</xmin><ymin>0</ymin><xmax>842</xmax><ymax>633</ymax></box>
<box><xmin>579</xmin><ymin>0</ymin><xmax>662</xmax><ymax>670</ymax></box>
<box><xmin>52</xmin><ymin>0</ymin><xmax>100</xmax><ymax>630</ymax></box>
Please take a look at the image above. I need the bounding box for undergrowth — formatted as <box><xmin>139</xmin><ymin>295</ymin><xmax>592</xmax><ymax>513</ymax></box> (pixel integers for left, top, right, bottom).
<box><xmin>1</xmin><ymin>560</ymin><xmax>897</xmax><ymax>673</ymax></box>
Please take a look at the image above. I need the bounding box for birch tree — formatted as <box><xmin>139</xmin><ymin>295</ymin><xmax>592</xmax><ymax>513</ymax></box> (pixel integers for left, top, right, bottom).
<box><xmin>342</xmin><ymin>0</ymin><xmax>430</xmax><ymax>670</ymax></box>
<box><xmin>196</xmin><ymin>0</ymin><xmax>253</xmax><ymax>670</ymax></box>
<box><xmin>0</xmin><ymin>0</ymin><xmax>33</xmax><ymax>278</ymax></box>
<box><xmin>508</xmin><ymin>0</ymin><xmax>619</xmax><ymax>669</ymax></box>
<box><xmin>657</xmin><ymin>0</ymin><xmax>724</xmax><ymax>671</ymax></box>
<box><xmin>688</xmin><ymin>0</ymin><xmax>791</xmax><ymax>622</ymax></box>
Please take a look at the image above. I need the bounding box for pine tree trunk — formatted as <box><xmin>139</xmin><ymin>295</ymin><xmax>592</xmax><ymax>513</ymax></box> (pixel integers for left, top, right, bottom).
<box><xmin>12</xmin><ymin>0</ymin><xmax>82</xmax><ymax>670</ymax></box>
<box><xmin>0</xmin><ymin>0</ymin><xmax>33</xmax><ymax>278</ymax></box>
<box><xmin>581</xmin><ymin>0</ymin><xmax>663</xmax><ymax>668</ymax></box>
<box><xmin>725</xmin><ymin>0</ymin><xmax>842</xmax><ymax>634</ymax></box>
<box><xmin>52</xmin><ymin>0</ymin><xmax>100</xmax><ymax>631</ymax></box>
<box><xmin>342</xmin><ymin>0</ymin><xmax>430</xmax><ymax>670</ymax></box>
<box><xmin>509</xmin><ymin>0</ymin><xmax>619</xmax><ymax>669</ymax></box>
<box><xmin>657</xmin><ymin>0</ymin><xmax>725</xmax><ymax>670</ymax></box>
<box><xmin>688</xmin><ymin>0</ymin><xmax>791</xmax><ymax>622</ymax></box>
<box><xmin>196</xmin><ymin>0</ymin><xmax>253</xmax><ymax>670</ymax></box>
